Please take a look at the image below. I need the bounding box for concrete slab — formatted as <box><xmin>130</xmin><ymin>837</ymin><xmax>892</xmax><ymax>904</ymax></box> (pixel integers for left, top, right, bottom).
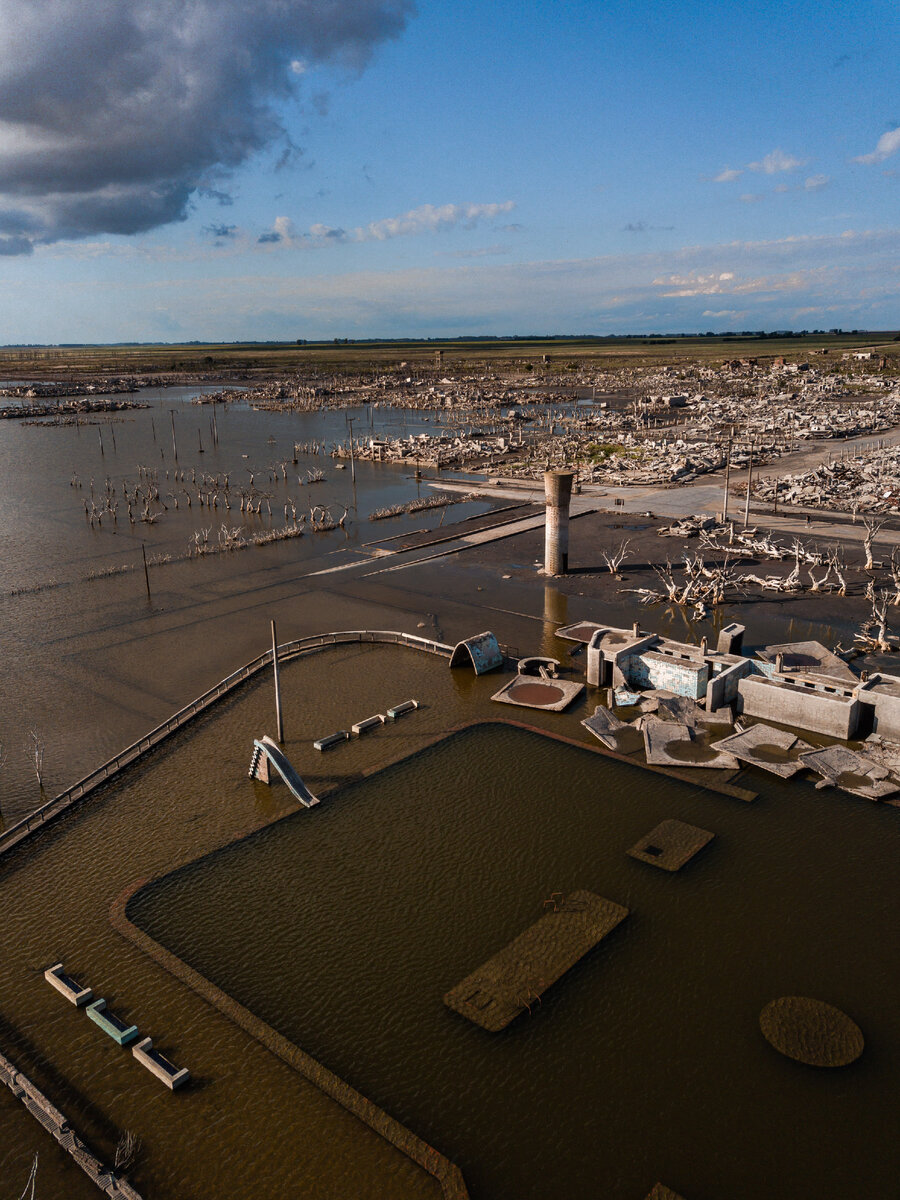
<box><xmin>797</xmin><ymin>745</ymin><xmax>899</xmax><ymax>800</ymax></box>
<box><xmin>641</xmin><ymin>717</ymin><xmax>738</xmax><ymax>770</ymax></box>
<box><xmin>581</xmin><ymin>705</ymin><xmax>628</xmax><ymax>750</ymax></box>
<box><xmin>710</xmin><ymin>724</ymin><xmax>813</xmax><ymax>778</ymax></box>
<box><xmin>491</xmin><ymin>676</ymin><xmax>584</xmax><ymax>712</ymax></box>
<box><xmin>443</xmin><ymin>890</ymin><xmax>628</xmax><ymax>1032</ymax></box>
<box><xmin>627</xmin><ymin>819</ymin><xmax>714</xmax><ymax>872</ymax></box>
<box><xmin>757</xmin><ymin>640</ymin><xmax>858</xmax><ymax>684</ymax></box>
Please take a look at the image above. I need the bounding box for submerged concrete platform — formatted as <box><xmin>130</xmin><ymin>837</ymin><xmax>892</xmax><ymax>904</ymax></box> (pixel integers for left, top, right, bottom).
<box><xmin>710</xmin><ymin>724</ymin><xmax>813</xmax><ymax>778</ymax></box>
<box><xmin>641</xmin><ymin>717</ymin><xmax>738</xmax><ymax>770</ymax></box>
<box><xmin>797</xmin><ymin>745</ymin><xmax>898</xmax><ymax>800</ymax></box>
<box><xmin>443</xmin><ymin>890</ymin><xmax>628</xmax><ymax>1032</ymax></box>
<box><xmin>627</xmin><ymin>819</ymin><xmax>714</xmax><ymax>872</ymax></box>
<box><xmin>491</xmin><ymin>676</ymin><xmax>584</xmax><ymax>712</ymax></box>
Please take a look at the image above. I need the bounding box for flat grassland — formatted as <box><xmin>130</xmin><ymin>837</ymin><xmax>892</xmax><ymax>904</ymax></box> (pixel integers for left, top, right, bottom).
<box><xmin>0</xmin><ymin>331</ymin><xmax>897</xmax><ymax>379</ymax></box>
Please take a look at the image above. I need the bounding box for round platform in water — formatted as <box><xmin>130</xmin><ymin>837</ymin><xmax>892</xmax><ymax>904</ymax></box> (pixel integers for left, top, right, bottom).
<box><xmin>506</xmin><ymin>681</ymin><xmax>565</xmax><ymax>705</ymax></box>
<box><xmin>760</xmin><ymin>996</ymin><xmax>864</xmax><ymax>1067</ymax></box>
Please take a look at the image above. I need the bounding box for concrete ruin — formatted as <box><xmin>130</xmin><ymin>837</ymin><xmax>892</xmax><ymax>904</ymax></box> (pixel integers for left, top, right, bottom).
<box><xmin>443</xmin><ymin>890</ymin><xmax>628</xmax><ymax>1032</ymax></box>
<box><xmin>627</xmin><ymin>819</ymin><xmax>714</xmax><ymax>872</ymax></box>
<box><xmin>560</xmin><ymin>620</ymin><xmax>900</xmax><ymax>745</ymax></box>
<box><xmin>449</xmin><ymin>631</ymin><xmax>504</xmax><ymax>674</ymax></box>
<box><xmin>543</xmin><ymin>469</ymin><xmax>574</xmax><ymax>575</ymax></box>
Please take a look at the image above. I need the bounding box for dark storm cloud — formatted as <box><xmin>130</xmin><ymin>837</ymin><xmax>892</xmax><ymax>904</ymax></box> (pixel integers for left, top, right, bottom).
<box><xmin>0</xmin><ymin>0</ymin><xmax>413</xmax><ymax>248</ymax></box>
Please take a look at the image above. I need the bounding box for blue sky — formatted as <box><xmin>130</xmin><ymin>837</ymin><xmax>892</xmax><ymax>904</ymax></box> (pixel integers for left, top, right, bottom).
<box><xmin>0</xmin><ymin>0</ymin><xmax>898</xmax><ymax>341</ymax></box>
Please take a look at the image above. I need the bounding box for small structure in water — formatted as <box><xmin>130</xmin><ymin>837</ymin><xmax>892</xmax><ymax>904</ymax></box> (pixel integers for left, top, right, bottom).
<box><xmin>86</xmin><ymin>998</ymin><xmax>140</xmax><ymax>1046</ymax></box>
<box><xmin>644</xmin><ymin>1186</ymin><xmax>687</xmax><ymax>1200</ymax></box>
<box><xmin>760</xmin><ymin>996</ymin><xmax>864</xmax><ymax>1067</ymax></box>
<box><xmin>449</xmin><ymin>630</ymin><xmax>503</xmax><ymax>674</ymax></box>
<box><xmin>132</xmin><ymin>1037</ymin><xmax>190</xmax><ymax>1090</ymax></box>
<box><xmin>627</xmin><ymin>819</ymin><xmax>714</xmax><ymax>872</ymax></box>
<box><xmin>710</xmin><ymin>725</ymin><xmax>813</xmax><ymax>778</ymax></box>
<box><xmin>249</xmin><ymin>735</ymin><xmax>319</xmax><ymax>805</ymax></box>
<box><xmin>444</xmin><ymin>890</ymin><xmax>628</xmax><ymax>1032</ymax></box>
<box><xmin>491</xmin><ymin>675</ymin><xmax>584</xmax><ymax>712</ymax></box>
<box><xmin>44</xmin><ymin>962</ymin><xmax>92</xmax><ymax>1007</ymax></box>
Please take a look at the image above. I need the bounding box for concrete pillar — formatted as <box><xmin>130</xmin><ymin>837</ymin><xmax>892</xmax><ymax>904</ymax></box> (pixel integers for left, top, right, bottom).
<box><xmin>543</xmin><ymin>470</ymin><xmax>575</xmax><ymax>575</ymax></box>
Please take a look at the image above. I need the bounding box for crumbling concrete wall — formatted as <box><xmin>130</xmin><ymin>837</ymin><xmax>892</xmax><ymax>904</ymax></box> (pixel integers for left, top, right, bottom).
<box><xmin>738</xmin><ymin>674</ymin><xmax>861</xmax><ymax>738</ymax></box>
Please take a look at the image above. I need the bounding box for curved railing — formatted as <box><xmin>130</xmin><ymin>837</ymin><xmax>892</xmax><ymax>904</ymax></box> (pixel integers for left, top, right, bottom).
<box><xmin>0</xmin><ymin>630</ymin><xmax>453</xmax><ymax>858</ymax></box>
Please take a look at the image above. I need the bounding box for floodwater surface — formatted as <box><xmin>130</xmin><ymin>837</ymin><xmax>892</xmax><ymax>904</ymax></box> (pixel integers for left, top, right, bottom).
<box><xmin>127</xmin><ymin>721</ymin><xmax>899</xmax><ymax>1200</ymax></box>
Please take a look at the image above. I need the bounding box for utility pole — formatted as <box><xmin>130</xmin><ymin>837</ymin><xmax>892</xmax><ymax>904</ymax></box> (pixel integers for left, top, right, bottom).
<box><xmin>347</xmin><ymin>416</ymin><xmax>356</xmax><ymax>484</ymax></box>
<box><xmin>743</xmin><ymin>439</ymin><xmax>754</xmax><ymax>527</ymax></box>
<box><xmin>141</xmin><ymin>543</ymin><xmax>151</xmax><ymax>600</ymax></box>
<box><xmin>170</xmin><ymin>410</ymin><xmax>178</xmax><ymax>460</ymax></box>
<box><xmin>722</xmin><ymin>425</ymin><xmax>733</xmax><ymax>523</ymax></box>
<box><xmin>271</xmin><ymin>619</ymin><xmax>284</xmax><ymax>742</ymax></box>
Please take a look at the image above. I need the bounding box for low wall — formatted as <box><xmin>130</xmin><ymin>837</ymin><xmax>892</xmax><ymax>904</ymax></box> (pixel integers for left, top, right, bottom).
<box><xmin>0</xmin><ymin>1047</ymin><xmax>142</xmax><ymax>1199</ymax></box>
<box><xmin>738</xmin><ymin>675</ymin><xmax>861</xmax><ymax>739</ymax></box>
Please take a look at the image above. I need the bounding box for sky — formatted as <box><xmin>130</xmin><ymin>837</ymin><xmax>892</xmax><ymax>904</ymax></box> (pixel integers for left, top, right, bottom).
<box><xmin>0</xmin><ymin>0</ymin><xmax>898</xmax><ymax>342</ymax></box>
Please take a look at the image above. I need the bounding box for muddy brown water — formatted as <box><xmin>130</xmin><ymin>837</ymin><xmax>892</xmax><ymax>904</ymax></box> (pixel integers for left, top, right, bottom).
<box><xmin>752</xmin><ymin>743</ymin><xmax>802</xmax><ymax>764</ymax></box>
<box><xmin>662</xmin><ymin>739</ymin><xmax>721</xmax><ymax>764</ymax></box>
<box><xmin>1</xmin><ymin>644</ymin><xmax>897</xmax><ymax>1200</ymax></box>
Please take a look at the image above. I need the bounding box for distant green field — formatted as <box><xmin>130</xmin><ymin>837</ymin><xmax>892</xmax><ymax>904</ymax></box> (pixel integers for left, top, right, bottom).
<box><xmin>0</xmin><ymin>331</ymin><xmax>896</xmax><ymax>378</ymax></box>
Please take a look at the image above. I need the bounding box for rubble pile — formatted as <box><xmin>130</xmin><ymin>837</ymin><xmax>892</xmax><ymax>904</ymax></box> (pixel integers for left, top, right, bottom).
<box><xmin>752</xmin><ymin>445</ymin><xmax>900</xmax><ymax>514</ymax></box>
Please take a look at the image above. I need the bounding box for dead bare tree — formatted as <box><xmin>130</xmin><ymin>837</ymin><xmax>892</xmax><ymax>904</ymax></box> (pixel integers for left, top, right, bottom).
<box><xmin>114</xmin><ymin>1130</ymin><xmax>141</xmax><ymax>1173</ymax></box>
<box><xmin>601</xmin><ymin>538</ymin><xmax>632</xmax><ymax>576</ymax></box>
<box><xmin>828</xmin><ymin>548</ymin><xmax>848</xmax><ymax>597</ymax></box>
<box><xmin>29</xmin><ymin>731</ymin><xmax>44</xmax><ymax>791</ymax></box>
<box><xmin>856</xmin><ymin>588</ymin><xmax>896</xmax><ymax>652</ymax></box>
<box><xmin>863</xmin><ymin>515</ymin><xmax>886</xmax><ymax>571</ymax></box>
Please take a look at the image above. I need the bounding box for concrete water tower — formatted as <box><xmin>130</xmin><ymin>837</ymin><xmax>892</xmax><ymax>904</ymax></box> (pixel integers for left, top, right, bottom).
<box><xmin>543</xmin><ymin>470</ymin><xmax>574</xmax><ymax>575</ymax></box>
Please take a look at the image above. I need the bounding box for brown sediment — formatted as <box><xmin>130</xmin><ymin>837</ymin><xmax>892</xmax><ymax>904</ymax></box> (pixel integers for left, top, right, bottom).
<box><xmin>506</xmin><ymin>681</ymin><xmax>566</xmax><ymax>705</ymax></box>
<box><xmin>110</xmin><ymin>881</ymin><xmax>468</xmax><ymax>1200</ymax></box>
<box><xmin>752</xmin><ymin>743</ymin><xmax>802</xmax><ymax>764</ymax></box>
<box><xmin>662</xmin><ymin>740</ymin><xmax>721</xmax><ymax>764</ymax></box>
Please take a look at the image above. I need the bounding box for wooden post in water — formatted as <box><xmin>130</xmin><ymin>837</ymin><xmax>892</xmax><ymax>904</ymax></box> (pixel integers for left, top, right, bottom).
<box><xmin>170</xmin><ymin>410</ymin><xmax>178</xmax><ymax>460</ymax></box>
<box><xmin>348</xmin><ymin>416</ymin><xmax>356</xmax><ymax>484</ymax></box>
<box><xmin>743</xmin><ymin>440</ymin><xmax>754</xmax><ymax>527</ymax></box>
<box><xmin>141</xmin><ymin>543</ymin><xmax>151</xmax><ymax>600</ymax></box>
<box><xmin>271</xmin><ymin>619</ymin><xmax>284</xmax><ymax>742</ymax></box>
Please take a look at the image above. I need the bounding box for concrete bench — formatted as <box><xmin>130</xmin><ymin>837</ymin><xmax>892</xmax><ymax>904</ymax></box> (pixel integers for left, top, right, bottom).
<box><xmin>132</xmin><ymin>1037</ymin><xmax>189</xmax><ymax>1090</ymax></box>
<box><xmin>86</xmin><ymin>999</ymin><xmax>139</xmax><ymax>1046</ymax></box>
<box><xmin>44</xmin><ymin>963</ymin><xmax>93</xmax><ymax>1007</ymax></box>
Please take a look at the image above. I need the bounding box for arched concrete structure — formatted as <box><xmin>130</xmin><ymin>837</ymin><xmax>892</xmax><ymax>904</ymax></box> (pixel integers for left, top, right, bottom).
<box><xmin>449</xmin><ymin>631</ymin><xmax>503</xmax><ymax>675</ymax></box>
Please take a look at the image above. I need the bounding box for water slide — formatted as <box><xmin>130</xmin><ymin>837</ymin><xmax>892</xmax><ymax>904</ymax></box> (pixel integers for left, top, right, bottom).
<box><xmin>249</xmin><ymin>735</ymin><xmax>319</xmax><ymax>807</ymax></box>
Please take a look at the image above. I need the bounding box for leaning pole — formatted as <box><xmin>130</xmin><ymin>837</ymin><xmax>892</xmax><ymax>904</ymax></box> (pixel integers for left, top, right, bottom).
<box><xmin>543</xmin><ymin>470</ymin><xmax>574</xmax><ymax>576</ymax></box>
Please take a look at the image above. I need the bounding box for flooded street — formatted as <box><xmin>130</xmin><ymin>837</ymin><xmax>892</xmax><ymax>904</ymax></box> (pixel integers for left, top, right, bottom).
<box><xmin>0</xmin><ymin>387</ymin><xmax>497</xmax><ymax>820</ymax></box>
<box><xmin>0</xmin><ymin>645</ymin><xmax>896</xmax><ymax>1199</ymax></box>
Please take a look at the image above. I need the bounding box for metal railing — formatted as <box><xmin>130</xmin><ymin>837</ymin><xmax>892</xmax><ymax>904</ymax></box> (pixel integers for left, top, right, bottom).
<box><xmin>0</xmin><ymin>630</ymin><xmax>453</xmax><ymax>857</ymax></box>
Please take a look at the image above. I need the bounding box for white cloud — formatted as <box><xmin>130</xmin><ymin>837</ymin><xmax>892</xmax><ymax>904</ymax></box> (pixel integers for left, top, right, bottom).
<box><xmin>739</xmin><ymin>193</ymin><xmax>764</xmax><ymax>204</ymax></box>
<box><xmin>0</xmin><ymin>0</ymin><xmax>413</xmax><ymax>250</ymax></box>
<box><xmin>803</xmin><ymin>174</ymin><xmax>829</xmax><ymax>191</ymax></box>
<box><xmin>714</xmin><ymin>167</ymin><xmax>742</xmax><ymax>183</ymax></box>
<box><xmin>854</xmin><ymin>126</ymin><xmax>900</xmax><ymax>164</ymax></box>
<box><xmin>748</xmin><ymin>148</ymin><xmax>806</xmax><ymax>174</ymax></box>
<box><xmin>258</xmin><ymin>201</ymin><xmax>516</xmax><ymax>249</ymax></box>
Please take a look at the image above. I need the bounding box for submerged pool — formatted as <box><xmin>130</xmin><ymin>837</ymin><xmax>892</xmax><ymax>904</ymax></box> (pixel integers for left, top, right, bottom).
<box><xmin>128</xmin><ymin>723</ymin><xmax>899</xmax><ymax>1200</ymax></box>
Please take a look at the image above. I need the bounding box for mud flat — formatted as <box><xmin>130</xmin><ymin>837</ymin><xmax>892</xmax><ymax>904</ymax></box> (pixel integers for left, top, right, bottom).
<box><xmin>443</xmin><ymin>890</ymin><xmax>628</xmax><ymax>1032</ymax></box>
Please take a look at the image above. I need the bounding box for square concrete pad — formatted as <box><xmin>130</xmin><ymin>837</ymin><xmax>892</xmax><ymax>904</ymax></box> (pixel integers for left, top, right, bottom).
<box><xmin>628</xmin><ymin>819</ymin><xmax>714</xmax><ymax>872</ymax></box>
<box><xmin>710</xmin><ymin>724</ymin><xmax>813</xmax><ymax>778</ymax></box>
